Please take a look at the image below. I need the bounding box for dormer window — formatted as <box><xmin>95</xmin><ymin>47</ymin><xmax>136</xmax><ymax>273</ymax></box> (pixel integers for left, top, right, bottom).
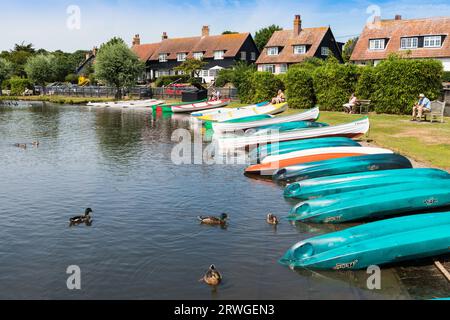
<box><xmin>214</xmin><ymin>50</ymin><xmax>225</xmax><ymax>60</ymax></box>
<box><xmin>193</xmin><ymin>52</ymin><xmax>204</xmax><ymax>60</ymax></box>
<box><xmin>401</xmin><ymin>37</ymin><xmax>418</xmax><ymax>49</ymax></box>
<box><xmin>424</xmin><ymin>36</ymin><xmax>442</xmax><ymax>48</ymax></box>
<box><xmin>369</xmin><ymin>39</ymin><xmax>385</xmax><ymax>50</ymax></box>
<box><xmin>159</xmin><ymin>53</ymin><xmax>168</xmax><ymax>62</ymax></box>
<box><xmin>267</xmin><ymin>47</ymin><xmax>279</xmax><ymax>56</ymax></box>
<box><xmin>293</xmin><ymin>45</ymin><xmax>306</xmax><ymax>55</ymax></box>
<box><xmin>177</xmin><ymin>53</ymin><xmax>187</xmax><ymax>62</ymax></box>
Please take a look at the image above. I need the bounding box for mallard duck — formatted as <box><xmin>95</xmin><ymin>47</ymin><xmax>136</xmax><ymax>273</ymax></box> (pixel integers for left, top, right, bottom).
<box><xmin>70</xmin><ymin>208</ymin><xmax>93</xmax><ymax>225</ymax></box>
<box><xmin>32</xmin><ymin>141</ymin><xmax>40</xmax><ymax>147</ymax></box>
<box><xmin>267</xmin><ymin>213</ymin><xmax>279</xmax><ymax>225</ymax></box>
<box><xmin>198</xmin><ymin>213</ymin><xmax>228</xmax><ymax>226</ymax></box>
<box><xmin>14</xmin><ymin>143</ymin><xmax>27</xmax><ymax>149</ymax></box>
<box><xmin>202</xmin><ymin>265</ymin><xmax>222</xmax><ymax>286</ymax></box>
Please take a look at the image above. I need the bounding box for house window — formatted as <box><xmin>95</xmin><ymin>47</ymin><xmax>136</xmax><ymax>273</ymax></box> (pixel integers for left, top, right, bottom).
<box><xmin>369</xmin><ymin>39</ymin><xmax>385</xmax><ymax>50</ymax></box>
<box><xmin>424</xmin><ymin>36</ymin><xmax>442</xmax><ymax>48</ymax></box>
<box><xmin>321</xmin><ymin>47</ymin><xmax>330</xmax><ymax>56</ymax></box>
<box><xmin>401</xmin><ymin>37</ymin><xmax>418</xmax><ymax>49</ymax></box>
<box><xmin>267</xmin><ymin>47</ymin><xmax>279</xmax><ymax>56</ymax></box>
<box><xmin>214</xmin><ymin>51</ymin><xmax>225</xmax><ymax>60</ymax></box>
<box><xmin>159</xmin><ymin>53</ymin><xmax>168</xmax><ymax>62</ymax></box>
<box><xmin>293</xmin><ymin>45</ymin><xmax>306</xmax><ymax>55</ymax></box>
<box><xmin>262</xmin><ymin>64</ymin><xmax>276</xmax><ymax>74</ymax></box>
<box><xmin>193</xmin><ymin>52</ymin><xmax>204</xmax><ymax>60</ymax></box>
<box><xmin>209</xmin><ymin>69</ymin><xmax>218</xmax><ymax>77</ymax></box>
<box><xmin>177</xmin><ymin>53</ymin><xmax>187</xmax><ymax>62</ymax></box>
<box><xmin>241</xmin><ymin>51</ymin><xmax>247</xmax><ymax>60</ymax></box>
<box><xmin>251</xmin><ymin>52</ymin><xmax>256</xmax><ymax>61</ymax></box>
<box><xmin>202</xmin><ymin>70</ymin><xmax>209</xmax><ymax>77</ymax></box>
<box><xmin>279</xmin><ymin>64</ymin><xmax>288</xmax><ymax>74</ymax></box>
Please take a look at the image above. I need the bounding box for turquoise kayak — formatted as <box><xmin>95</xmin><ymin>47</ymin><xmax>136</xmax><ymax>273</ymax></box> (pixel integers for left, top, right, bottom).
<box><xmin>249</xmin><ymin>137</ymin><xmax>361</xmax><ymax>162</ymax></box>
<box><xmin>247</xmin><ymin>121</ymin><xmax>329</xmax><ymax>134</ymax></box>
<box><xmin>288</xmin><ymin>180</ymin><xmax>450</xmax><ymax>223</ymax></box>
<box><xmin>284</xmin><ymin>168</ymin><xmax>450</xmax><ymax>199</ymax></box>
<box><xmin>273</xmin><ymin>154</ymin><xmax>412</xmax><ymax>182</ymax></box>
<box><xmin>280</xmin><ymin>212</ymin><xmax>450</xmax><ymax>270</ymax></box>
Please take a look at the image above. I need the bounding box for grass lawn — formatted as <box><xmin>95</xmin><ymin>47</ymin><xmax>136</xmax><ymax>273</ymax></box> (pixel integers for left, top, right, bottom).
<box><xmin>228</xmin><ymin>102</ymin><xmax>450</xmax><ymax>170</ymax></box>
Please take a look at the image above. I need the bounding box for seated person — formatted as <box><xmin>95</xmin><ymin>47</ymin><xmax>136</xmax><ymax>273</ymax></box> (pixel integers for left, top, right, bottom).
<box><xmin>210</xmin><ymin>89</ymin><xmax>221</xmax><ymax>101</ymax></box>
<box><xmin>343</xmin><ymin>93</ymin><xmax>359</xmax><ymax>114</ymax></box>
<box><xmin>271</xmin><ymin>90</ymin><xmax>286</xmax><ymax>104</ymax></box>
<box><xmin>412</xmin><ymin>94</ymin><xmax>431</xmax><ymax>121</ymax></box>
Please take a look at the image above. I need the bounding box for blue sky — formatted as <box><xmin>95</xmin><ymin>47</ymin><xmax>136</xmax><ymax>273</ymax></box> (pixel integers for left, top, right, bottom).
<box><xmin>1</xmin><ymin>0</ymin><xmax>450</xmax><ymax>52</ymax></box>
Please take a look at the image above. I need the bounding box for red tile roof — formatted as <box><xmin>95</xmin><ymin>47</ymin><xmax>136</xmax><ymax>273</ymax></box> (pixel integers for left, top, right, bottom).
<box><xmin>256</xmin><ymin>27</ymin><xmax>329</xmax><ymax>64</ymax></box>
<box><xmin>351</xmin><ymin>17</ymin><xmax>450</xmax><ymax>61</ymax></box>
<box><xmin>131</xmin><ymin>33</ymin><xmax>251</xmax><ymax>62</ymax></box>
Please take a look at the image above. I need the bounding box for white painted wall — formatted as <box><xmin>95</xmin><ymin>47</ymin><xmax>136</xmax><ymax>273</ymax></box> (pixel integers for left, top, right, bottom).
<box><xmin>438</xmin><ymin>58</ymin><xmax>450</xmax><ymax>71</ymax></box>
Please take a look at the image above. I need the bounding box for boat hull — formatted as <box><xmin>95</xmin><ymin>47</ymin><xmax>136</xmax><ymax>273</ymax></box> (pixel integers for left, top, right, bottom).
<box><xmin>280</xmin><ymin>212</ymin><xmax>450</xmax><ymax>270</ymax></box>
<box><xmin>199</xmin><ymin>102</ymin><xmax>288</xmax><ymax>122</ymax></box>
<box><xmin>288</xmin><ymin>180</ymin><xmax>450</xmax><ymax>223</ymax></box>
<box><xmin>273</xmin><ymin>154</ymin><xmax>412</xmax><ymax>182</ymax></box>
<box><xmin>171</xmin><ymin>99</ymin><xmax>231</xmax><ymax>113</ymax></box>
<box><xmin>284</xmin><ymin>168</ymin><xmax>450</xmax><ymax>199</ymax></box>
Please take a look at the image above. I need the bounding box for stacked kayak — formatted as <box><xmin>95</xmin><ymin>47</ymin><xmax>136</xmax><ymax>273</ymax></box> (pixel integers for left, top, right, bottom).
<box><xmin>245</xmin><ymin>147</ymin><xmax>393</xmax><ymax>175</ymax></box>
<box><xmin>171</xmin><ymin>99</ymin><xmax>231</xmax><ymax>113</ymax></box>
<box><xmin>284</xmin><ymin>168</ymin><xmax>450</xmax><ymax>200</ymax></box>
<box><xmin>217</xmin><ymin>118</ymin><xmax>370</xmax><ymax>149</ymax></box>
<box><xmin>280</xmin><ymin>212</ymin><xmax>450</xmax><ymax>270</ymax></box>
<box><xmin>273</xmin><ymin>154</ymin><xmax>413</xmax><ymax>182</ymax></box>
<box><xmin>212</xmin><ymin>107</ymin><xmax>320</xmax><ymax>134</ymax></box>
<box><xmin>249</xmin><ymin>137</ymin><xmax>361</xmax><ymax>163</ymax></box>
<box><xmin>197</xmin><ymin>102</ymin><xmax>288</xmax><ymax>122</ymax></box>
<box><xmin>288</xmin><ymin>180</ymin><xmax>450</xmax><ymax>223</ymax></box>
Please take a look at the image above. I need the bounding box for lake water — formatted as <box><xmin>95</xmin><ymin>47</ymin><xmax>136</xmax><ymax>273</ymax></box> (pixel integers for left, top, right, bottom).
<box><xmin>0</xmin><ymin>102</ymin><xmax>445</xmax><ymax>300</ymax></box>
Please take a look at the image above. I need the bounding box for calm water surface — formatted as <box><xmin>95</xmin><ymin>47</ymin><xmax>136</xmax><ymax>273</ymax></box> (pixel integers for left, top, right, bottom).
<box><xmin>0</xmin><ymin>102</ymin><xmax>442</xmax><ymax>299</ymax></box>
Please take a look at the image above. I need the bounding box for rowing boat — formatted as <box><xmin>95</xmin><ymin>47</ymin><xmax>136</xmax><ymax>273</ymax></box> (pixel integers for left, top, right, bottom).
<box><xmin>191</xmin><ymin>101</ymin><xmax>269</xmax><ymax>118</ymax></box>
<box><xmin>284</xmin><ymin>168</ymin><xmax>450</xmax><ymax>200</ymax></box>
<box><xmin>246</xmin><ymin>121</ymin><xmax>328</xmax><ymax>135</ymax></box>
<box><xmin>288</xmin><ymin>180</ymin><xmax>450</xmax><ymax>223</ymax></box>
<box><xmin>212</xmin><ymin>107</ymin><xmax>320</xmax><ymax>133</ymax></box>
<box><xmin>171</xmin><ymin>99</ymin><xmax>231</xmax><ymax>113</ymax></box>
<box><xmin>280</xmin><ymin>212</ymin><xmax>450</xmax><ymax>270</ymax></box>
<box><xmin>217</xmin><ymin>118</ymin><xmax>370</xmax><ymax>149</ymax></box>
<box><xmin>245</xmin><ymin>147</ymin><xmax>392</xmax><ymax>175</ymax></box>
<box><xmin>273</xmin><ymin>154</ymin><xmax>412</xmax><ymax>182</ymax></box>
<box><xmin>153</xmin><ymin>99</ymin><xmax>208</xmax><ymax>112</ymax></box>
<box><xmin>87</xmin><ymin>99</ymin><xmax>157</xmax><ymax>107</ymax></box>
<box><xmin>197</xmin><ymin>102</ymin><xmax>288</xmax><ymax>122</ymax></box>
<box><xmin>249</xmin><ymin>137</ymin><xmax>361</xmax><ymax>162</ymax></box>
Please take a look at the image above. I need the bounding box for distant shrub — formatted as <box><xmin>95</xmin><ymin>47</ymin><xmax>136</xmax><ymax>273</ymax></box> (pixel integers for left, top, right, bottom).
<box><xmin>355</xmin><ymin>66</ymin><xmax>376</xmax><ymax>100</ymax></box>
<box><xmin>443</xmin><ymin>71</ymin><xmax>450</xmax><ymax>82</ymax></box>
<box><xmin>312</xmin><ymin>62</ymin><xmax>359</xmax><ymax>111</ymax></box>
<box><xmin>9</xmin><ymin>77</ymin><xmax>33</xmax><ymax>96</ymax></box>
<box><xmin>215</xmin><ymin>69</ymin><xmax>234</xmax><ymax>87</ymax></box>
<box><xmin>285</xmin><ymin>67</ymin><xmax>315</xmax><ymax>109</ymax></box>
<box><xmin>65</xmin><ymin>73</ymin><xmax>78</xmax><ymax>84</ymax></box>
<box><xmin>371</xmin><ymin>57</ymin><xmax>443</xmax><ymax>114</ymax></box>
<box><xmin>154</xmin><ymin>75</ymin><xmax>190</xmax><ymax>87</ymax></box>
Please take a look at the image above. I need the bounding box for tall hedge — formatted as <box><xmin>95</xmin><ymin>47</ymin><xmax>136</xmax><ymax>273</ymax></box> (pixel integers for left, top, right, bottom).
<box><xmin>443</xmin><ymin>71</ymin><xmax>450</xmax><ymax>82</ymax></box>
<box><xmin>355</xmin><ymin>66</ymin><xmax>376</xmax><ymax>100</ymax></box>
<box><xmin>235</xmin><ymin>69</ymin><xmax>256</xmax><ymax>104</ymax></box>
<box><xmin>9</xmin><ymin>77</ymin><xmax>33</xmax><ymax>96</ymax></box>
<box><xmin>370</xmin><ymin>57</ymin><xmax>443</xmax><ymax>114</ymax></box>
<box><xmin>285</xmin><ymin>67</ymin><xmax>315</xmax><ymax>109</ymax></box>
<box><xmin>312</xmin><ymin>62</ymin><xmax>359</xmax><ymax>111</ymax></box>
<box><xmin>251</xmin><ymin>72</ymin><xmax>283</xmax><ymax>103</ymax></box>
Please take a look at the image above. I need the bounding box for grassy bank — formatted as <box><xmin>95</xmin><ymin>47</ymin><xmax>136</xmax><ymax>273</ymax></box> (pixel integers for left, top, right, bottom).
<box><xmin>0</xmin><ymin>95</ymin><xmax>115</xmax><ymax>105</ymax></box>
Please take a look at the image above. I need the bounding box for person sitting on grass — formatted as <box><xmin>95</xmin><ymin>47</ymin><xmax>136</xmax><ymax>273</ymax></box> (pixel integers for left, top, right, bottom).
<box><xmin>271</xmin><ymin>90</ymin><xmax>285</xmax><ymax>104</ymax></box>
<box><xmin>343</xmin><ymin>93</ymin><xmax>359</xmax><ymax>114</ymax></box>
<box><xmin>412</xmin><ymin>94</ymin><xmax>431</xmax><ymax>122</ymax></box>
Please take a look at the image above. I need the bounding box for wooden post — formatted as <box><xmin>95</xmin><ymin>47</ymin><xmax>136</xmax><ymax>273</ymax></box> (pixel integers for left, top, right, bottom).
<box><xmin>434</xmin><ymin>260</ymin><xmax>450</xmax><ymax>282</ymax></box>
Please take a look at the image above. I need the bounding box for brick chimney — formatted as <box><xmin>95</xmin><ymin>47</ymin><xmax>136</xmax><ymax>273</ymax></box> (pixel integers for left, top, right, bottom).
<box><xmin>202</xmin><ymin>25</ymin><xmax>210</xmax><ymax>37</ymax></box>
<box><xmin>162</xmin><ymin>32</ymin><xmax>168</xmax><ymax>40</ymax></box>
<box><xmin>294</xmin><ymin>15</ymin><xmax>302</xmax><ymax>35</ymax></box>
<box><xmin>395</xmin><ymin>14</ymin><xmax>402</xmax><ymax>20</ymax></box>
<box><xmin>132</xmin><ymin>34</ymin><xmax>140</xmax><ymax>46</ymax></box>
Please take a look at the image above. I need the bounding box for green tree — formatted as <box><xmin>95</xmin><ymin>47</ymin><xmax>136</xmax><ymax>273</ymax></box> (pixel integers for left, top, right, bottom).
<box><xmin>0</xmin><ymin>58</ymin><xmax>13</xmax><ymax>95</ymax></box>
<box><xmin>222</xmin><ymin>31</ymin><xmax>238</xmax><ymax>35</ymax></box>
<box><xmin>254</xmin><ymin>25</ymin><xmax>282</xmax><ymax>52</ymax></box>
<box><xmin>342</xmin><ymin>37</ymin><xmax>359</xmax><ymax>62</ymax></box>
<box><xmin>174</xmin><ymin>58</ymin><xmax>207</xmax><ymax>79</ymax></box>
<box><xmin>94</xmin><ymin>38</ymin><xmax>144</xmax><ymax>99</ymax></box>
<box><xmin>24</xmin><ymin>54</ymin><xmax>56</xmax><ymax>93</ymax></box>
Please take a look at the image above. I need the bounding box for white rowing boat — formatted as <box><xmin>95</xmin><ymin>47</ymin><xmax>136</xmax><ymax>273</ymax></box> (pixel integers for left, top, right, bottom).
<box><xmin>260</xmin><ymin>146</ymin><xmax>392</xmax><ymax>164</ymax></box>
<box><xmin>87</xmin><ymin>99</ymin><xmax>157</xmax><ymax>107</ymax></box>
<box><xmin>172</xmin><ymin>99</ymin><xmax>231</xmax><ymax>113</ymax></box>
<box><xmin>191</xmin><ymin>101</ymin><xmax>269</xmax><ymax>118</ymax></box>
<box><xmin>216</xmin><ymin>118</ymin><xmax>370</xmax><ymax>149</ymax></box>
<box><xmin>197</xmin><ymin>102</ymin><xmax>288</xmax><ymax>122</ymax></box>
<box><xmin>212</xmin><ymin>107</ymin><xmax>320</xmax><ymax>134</ymax></box>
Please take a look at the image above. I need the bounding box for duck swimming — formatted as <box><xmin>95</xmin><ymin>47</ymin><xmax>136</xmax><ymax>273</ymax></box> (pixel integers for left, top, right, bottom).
<box><xmin>32</xmin><ymin>141</ymin><xmax>40</xmax><ymax>147</ymax></box>
<box><xmin>14</xmin><ymin>143</ymin><xmax>27</xmax><ymax>149</ymax></box>
<box><xmin>201</xmin><ymin>265</ymin><xmax>222</xmax><ymax>286</ymax></box>
<box><xmin>70</xmin><ymin>208</ymin><xmax>93</xmax><ymax>226</ymax></box>
<box><xmin>266</xmin><ymin>213</ymin><xmax>279</xmax><ymax>225</ymax></box>
<box><xmin>198</xmin><ymin>213</ymin><xmax>228</xmax><ymax>226</ymax></box>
